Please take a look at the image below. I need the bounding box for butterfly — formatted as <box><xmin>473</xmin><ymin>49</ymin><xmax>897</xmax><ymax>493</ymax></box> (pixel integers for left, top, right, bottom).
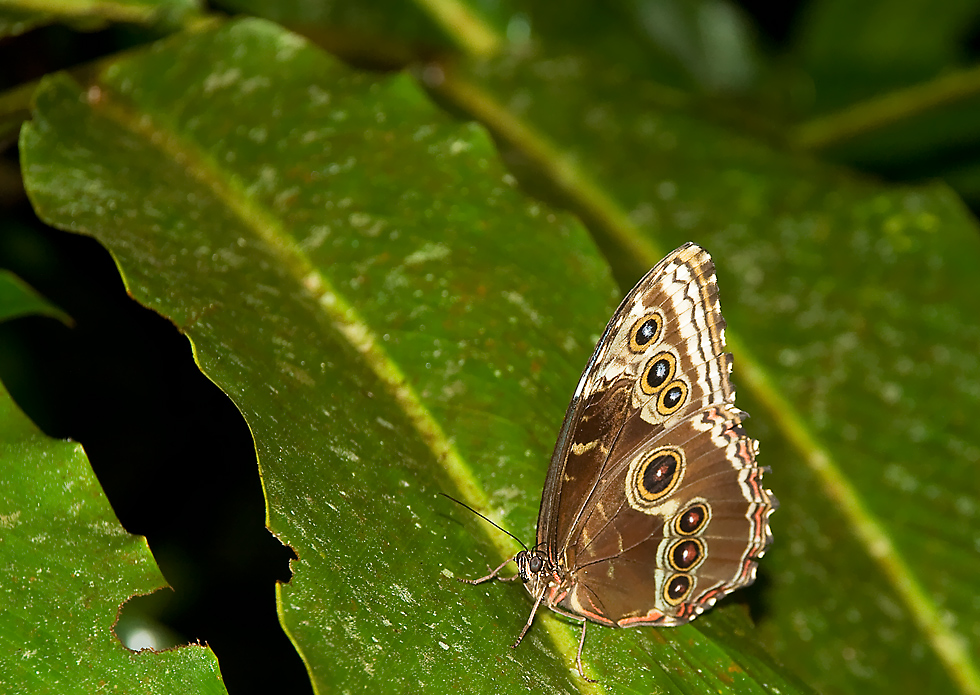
<box><xmin>460</xmin><ymin>242</ymin><xmax>777</xmax><ymax>680</ymax></box>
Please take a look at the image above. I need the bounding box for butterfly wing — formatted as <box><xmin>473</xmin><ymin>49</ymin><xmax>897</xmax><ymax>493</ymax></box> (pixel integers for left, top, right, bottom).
<box><xmin>537</xmin><ymin>243</ymin><xmax>776</xmax><ymax>625</ymax></box>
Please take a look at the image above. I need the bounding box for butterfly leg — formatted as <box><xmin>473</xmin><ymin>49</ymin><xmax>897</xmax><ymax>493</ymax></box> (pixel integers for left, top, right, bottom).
<box><xmin>510</xmin><ymin>586</ymin><xmax>547</xmax><ymax>649</ymax></box>
<box><xmin>574</xmin><ymin>620</ymin><xmax>597</xmax><ymax>682</ymax></box>
<box><xmin>458</xmin><ymin>555</ymin><xmax>516</xmax><ymax>584</ymax></box>
<box><xmin>546</xmin><ymin>607</ymin><xmax>598</xmax><ymax>682</ymax></box>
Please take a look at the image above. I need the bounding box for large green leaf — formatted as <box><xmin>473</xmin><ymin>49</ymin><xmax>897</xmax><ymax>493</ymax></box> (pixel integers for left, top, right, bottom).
<box><xmin>0</xmin><ymin>0</ymin><xmax>199</xmax><ymax>38</ymax></box>
<box><xmin>216</xmin><ymin>0</ymin><xmax>509</xmax><ymax>57</ymax></box>
<box><xmin>0</xmin><ymin>275</ymin><xmax>228</xmax><ymax>694</ymax></box>
<box><xmin>429</xmin><ymin>38</ymin><xmax>980</xmax><ymax>695</ymax></box>
<box><xmin>20</xmin><ymin>18</ymin><xmax>806</xmax><ymax>694</ymax></box>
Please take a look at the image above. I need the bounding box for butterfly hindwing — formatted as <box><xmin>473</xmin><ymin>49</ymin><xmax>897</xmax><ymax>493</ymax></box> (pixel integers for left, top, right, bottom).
<box><xmin>564</xmin><ymin>405</ymin><xmax>772</xmax><ymax>624</ymax></box>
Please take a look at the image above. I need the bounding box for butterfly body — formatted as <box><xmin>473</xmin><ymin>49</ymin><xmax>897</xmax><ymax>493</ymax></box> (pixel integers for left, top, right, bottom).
<box><xmin>463</xmin><ymin>243</ymin><xmax>776</xmax><ymax>678</ymax></box>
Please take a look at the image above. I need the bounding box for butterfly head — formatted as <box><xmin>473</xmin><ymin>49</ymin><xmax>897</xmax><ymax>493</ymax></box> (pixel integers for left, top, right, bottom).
<box><xmin>515</xmin><ymin>549</ymin><xmax>561</xmax><ymax>594</ymax></box>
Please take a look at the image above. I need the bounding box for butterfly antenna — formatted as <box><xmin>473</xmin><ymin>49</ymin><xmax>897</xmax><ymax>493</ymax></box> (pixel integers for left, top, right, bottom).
<box><xmin>440</xmin><ymin>493</ymin><xmax>528</xmax><ymax>552</ymax></box>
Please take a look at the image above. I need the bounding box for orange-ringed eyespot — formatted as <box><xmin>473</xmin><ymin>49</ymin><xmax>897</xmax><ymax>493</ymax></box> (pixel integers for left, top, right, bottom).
<box><xmin>668</xmin><ymin>539</ymin><xmax>704</xmax><ymax>571</ymax></box>
<box><xmin>674</xmin><ymin>503</ymin><xmax>709</xmax><ymax>535</ymax></box>
<box><xmin>664</xmin><ymin>574</ymin><xmax>692</xmax><ymax>605</ymax></box>
<box><xmin>629</xmin><ymin>314</ymin><xmax>663</xmax><ymax>352</ymax></box>
<box><xmin>640</xmin><ymin>351</ymin><xmax>676</xmax><ymax>395</ymax></box>
<box><xmin>657</xmin><ymin>380</ymin><xmax>687</xmax><ymax>415</ymax></box>
<box><xmin>636</xmin><ymin>448</ymin><xmax>683</xmax><ymax>501</ymax></box>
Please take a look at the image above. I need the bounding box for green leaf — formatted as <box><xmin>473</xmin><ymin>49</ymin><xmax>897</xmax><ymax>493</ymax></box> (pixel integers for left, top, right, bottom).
<box><xmin>20</xmin><ymin>18</ymin><xmax>807</xmax><ymax>694</ymax></box>
<box><xmin>0</xmin><ymin>0</ymin><xmax>200</xmax><ymax>38</ymax></box>
<box><xmin>431</xmin><ymin>40</ymin><xmax>980</xmax><ymax>695</ymax></box>
<box><xmin>795</xmin><ymin>0</ymin><xmax>980</xmax><ymax>111</ymax></box>
<box><xmin>0</xmin><ymin>7</ymin><xmax>48</xmax><ymax>38</ymax></box>
<box><xmin>0</xmin><ymin>269</ymin><xmax>69</xmax><ymax>323</ymax></box>
<box><xmin>215</xmin><ymin>0</ymin><xmax>509</xmax><ymax>57</ymax></box>
<box><xmin>0</xmin><ymin>276</ymin><xmax>228</xmax><ymax>694</ymax></box>
<box><xmin>529</xmin><ymin>0</ymin><xmax>762</xmax><ymax>93</ymax></box>
<box><xmin>787</xmin><ymin>1</ymin><xmax>980</xmax><ymax>208</ymax></box>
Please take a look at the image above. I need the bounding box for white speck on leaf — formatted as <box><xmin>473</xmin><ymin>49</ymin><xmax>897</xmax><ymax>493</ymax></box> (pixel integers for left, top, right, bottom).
<box><xmin>327</xmin><ymin>445</ymin><xmax>360</xmax><ymax>463</ymax></box>
<box><xmin>308</xmin><ymin>225</ymin><xmax>332</xmax><ymax>250</ymax></box>
<box><xmin>203</xmin><ymin>68</ymin><xmax>241</xmax><ymax>94</ymax></box>
<box><xmin>405</xmin><ymin>242</ymin><xmax>450</xmax><ymax>266</ymax></box>
<box><xmin>308</xmin><ymin>84</ymin><xmax>330</xmax><ymax>105</ymax></box>
<box><xmin>392</xmin><ymin>584</ymin><xmax>415</xmax><ymax>604</ymax></box>
<box><xmin>502</xmin><ymin>291</ymin><xmax>541</xmax><ymax>326</ymax></box>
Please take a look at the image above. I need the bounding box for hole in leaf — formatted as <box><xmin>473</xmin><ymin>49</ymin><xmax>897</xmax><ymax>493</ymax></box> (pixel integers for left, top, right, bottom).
<box><xmin>0</xmin><ymin>211</ymin><xmax>309</xmax><ymax>695</ymax></box>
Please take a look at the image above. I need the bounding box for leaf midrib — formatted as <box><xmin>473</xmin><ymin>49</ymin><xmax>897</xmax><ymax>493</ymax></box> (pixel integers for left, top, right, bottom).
<box><xmin>85</xmin><ymin>74</ymin><xmax>600</xmax><ymax>692</ymax></box>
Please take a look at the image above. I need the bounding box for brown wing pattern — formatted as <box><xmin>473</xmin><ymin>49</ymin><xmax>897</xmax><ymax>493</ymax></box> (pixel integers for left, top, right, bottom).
<box><xmin>537</xmin><ymin>242</ymin><xmax>776</xmax><ymax>626</ymax></box>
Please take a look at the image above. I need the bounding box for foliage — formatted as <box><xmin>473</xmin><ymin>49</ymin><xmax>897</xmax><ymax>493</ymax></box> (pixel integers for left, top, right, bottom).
<box><xmin>1</xmin><ymin>2</ymin><xmax>979</xmax><ymax>694</ymax></box>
